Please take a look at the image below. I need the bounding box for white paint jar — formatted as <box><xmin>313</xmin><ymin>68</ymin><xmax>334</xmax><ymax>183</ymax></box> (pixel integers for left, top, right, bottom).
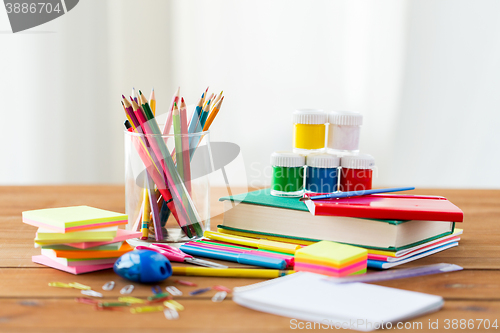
<box><xmin>327</xmin><ymin>111</ymin><xmax>363</xmax><ymax>154</ymax></box>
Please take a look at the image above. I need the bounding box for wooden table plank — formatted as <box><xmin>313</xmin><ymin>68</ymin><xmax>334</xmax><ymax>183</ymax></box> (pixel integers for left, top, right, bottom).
<box><xmin>0</xmin><ymin>299</ymin><xmax>499</xmax><ymax>332</ymax></box>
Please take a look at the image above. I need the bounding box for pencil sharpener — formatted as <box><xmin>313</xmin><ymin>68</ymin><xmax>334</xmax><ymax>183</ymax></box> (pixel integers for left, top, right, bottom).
<box><xmin>114</xmin><ymin>249</ymin><xmax>172</xmax><ymax>284</ymax></box>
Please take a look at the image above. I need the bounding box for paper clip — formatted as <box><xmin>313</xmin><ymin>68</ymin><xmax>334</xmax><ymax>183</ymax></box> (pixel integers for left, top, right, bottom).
<box><xmin>212</xmin><ymin>285</ymin><xmax>232</xmax><ymax>293</ymax></box>
<box><xmin>68</xmin><ymin>282</ymin><xmax>91</xmax><ymax>290</ymax></box>
<box><xmin>189</xmin><ymin>287</ymin><xmax>211</xmax><ymax>296</ymax></box>
<box><xmin>75</xmin><ymin>297</ymin><xmax>98</xmax><ymax>305</ymax></box>
<box><xmin>166</xmin><ymin>286</ymin><xmax>183</xmax><ymax>296</ymax></box>
<box><xmin>151</xmin><ymin>285</ymin><xmax>162</xmax><ymax>294</ymax></box>
<box><xmin>164</xmin><ymin>308</ymin><xmax>179</xmax><ymax>320</ymax></box>
<box><xmin>164</xmin><ymin>300</ymin><xmax>184</xmax><ymax>311</ymax></box>
<box><xmin>97</xmin><ymin>302</ymin><xmax>130</xmax><ymax>308</ymax></box>
<box><xmin>102</xmin><ymin>281</ymin><xmax>115</xmax><ymax>291</ymax></box>
<box><xmin>175</xmin><ymin>279</ymin><xmax>197</xmax><ymax>287</ymax></box>
<box><xmin>118</xmin><ymin>297</ymin><xmax>144</xmax><ymax>304</ymax></box>
<box><xmin>120</xmin><ymin>285</ymin><xmax>135</xmax><ymax>295</ymax></box>
<box><xmin>130</xmin><ymin>305</ymin><xmax>163</xmax><ymax>314</ymax></box>
<box><xmin>48</xmin><ymin>282</ymin><xmax>72</xmax><ymax>288</ymax></box>
<box><xmin>212</xmin><ymin>291</ymin><xmax>227</xmax><ymax>303</ymax></box>
<box><xmin>81</xmin><ymin>290</ymin><xmax>103</xmax><ymax>298</ymax></box>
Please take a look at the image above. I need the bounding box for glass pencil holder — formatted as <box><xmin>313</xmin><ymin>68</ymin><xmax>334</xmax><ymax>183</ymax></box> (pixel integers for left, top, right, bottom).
<box><xmin>124</xmin><ymin>129</ymin><xmax>212</xmax><ymax>245</ymax></box>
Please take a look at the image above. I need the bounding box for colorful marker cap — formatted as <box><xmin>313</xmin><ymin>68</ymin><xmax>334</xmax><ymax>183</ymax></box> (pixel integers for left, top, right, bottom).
<box><xmin>340</xmin><ymin>154</ymin><xmax>375</xmax><ymax>169</ymax></box>
<box><xmin>271</xmin><ymin>151</ymin><xmax>305</xmax><ymax>167</ymax></box>
<box><xmin>328</xmin><ymin>111</ymin><xmax>363</xmax><ymax>126</ymax></box>
<box><xmin>306</xmin><ymin>153</ymin><xmax>340</xmax><ymax>168</ymax></box>
<box><xmin>293</xmin><ymin>109</ymin><xmax>327</xmax><ymax>125</ymax></box>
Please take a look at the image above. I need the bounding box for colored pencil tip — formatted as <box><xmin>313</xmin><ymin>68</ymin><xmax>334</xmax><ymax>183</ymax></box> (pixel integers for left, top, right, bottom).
<box><xmin>121</xmin><ymin>101</ymin><xmax>124</xmax><ymax>105</ymax></box>
<box><xmin>181</xmin><ymin>97</ymin><xmax>185</xmax><ymax>102</ymax></box>
<box><xmin>122</xmin><ymin>95</ymin><xmax>126</xmax><ymax>99</ymax></box>
<box><xmin>201</xmin><ymin>92</ymin><xmax>205</xmax><ymax>98</ymax></box>
<box><xmin>138</xmin><ymin>90</ymin><xmax>143</xmax><ymax>95</ymax></box>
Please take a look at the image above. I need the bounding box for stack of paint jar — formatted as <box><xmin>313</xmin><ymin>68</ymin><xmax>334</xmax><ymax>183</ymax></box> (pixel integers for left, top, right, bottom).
<box><xmin>270</xmin><ymin>109</ymin><xmax>375</xmax><ymax>197</ymax></box>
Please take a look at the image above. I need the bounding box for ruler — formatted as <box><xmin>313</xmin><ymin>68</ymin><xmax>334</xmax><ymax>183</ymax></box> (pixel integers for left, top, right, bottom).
<box><xmin>324</xmin><ymin>263</ymin><xmax>463</xmax><ymax>284</ymax></box>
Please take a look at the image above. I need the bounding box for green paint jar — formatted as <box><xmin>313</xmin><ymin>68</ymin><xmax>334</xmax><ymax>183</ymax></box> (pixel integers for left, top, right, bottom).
<box><xmin>270</xmin><ymin>151</ymin><xmax>305</xmax><ymax>197</ymax></box>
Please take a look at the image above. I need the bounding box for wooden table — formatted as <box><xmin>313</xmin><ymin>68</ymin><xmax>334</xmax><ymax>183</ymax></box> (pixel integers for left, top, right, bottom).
<box><xmin>1</xmin><ymin>186</ymin><xmax>499</xmax><ymax>332</ymax></box>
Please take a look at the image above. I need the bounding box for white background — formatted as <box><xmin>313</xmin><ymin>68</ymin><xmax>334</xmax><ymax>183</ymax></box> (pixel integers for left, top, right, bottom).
<box><xmin>1</xmin><ymin>0</ymin><xmax>499</xmax><ymax>188</ymax></box>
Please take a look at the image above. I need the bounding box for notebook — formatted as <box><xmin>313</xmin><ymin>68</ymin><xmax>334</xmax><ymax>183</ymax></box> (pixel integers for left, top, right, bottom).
<box><xmin>32</xmin><ymin>255</ymin><xmax>114</xmax><ymax>274</ymax></box>
<box><xmin>34</xmin><ymin>226</ymin><xmax>118</xmax><ymax>245</ymax></box>
<box><xmin>233</xmin><ymin>272</ymin><xmax>443</xmax><ymax>332</ymax></box>
<box><xmin>220</xmin><ymin>189</ymin><xmax>455</xmax><ymax>250</ymax></box>
<box><xmin>303</xmin><ymin>193</ymin><xmax>463</xmax><ymax>222</ymax></box>
<box><xmin>218</xmin><ymin>227</ymin><xmax>463</xmax><ymax>256</ymax></box>
<box><xmin>367</xmin><ymin>242</ymin><xmax>459</xmax><ymax>269</ymax></box>
<box><xmin>23</xmin><ymin>206</ymin><xmax>128</xmax><ymax>233</ymax></box>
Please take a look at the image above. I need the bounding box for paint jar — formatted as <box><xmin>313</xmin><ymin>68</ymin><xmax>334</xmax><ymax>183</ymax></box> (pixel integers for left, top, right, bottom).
<box><xmin>271</xmin><ymin>151</ymin><xmax>305</xmax><ymax>197</ymax></box>
<box><xmin>339</xmin><ymin>154</ymin><xmax>375</xmax><ymax>192</ymax></box>
<box><xmin>293</xmin><ymin>109</ymin><xmax>328</xmax><ymax>154</ymax></box>
<box><xmin>327</xmin><ymin>111</ymin><xmax>363</xmax><ymax>154</ymax></box>
<box><xmin>305</xmin><ymin>154</ymin><xmax>340</xmax><ymax>193</ymax></box>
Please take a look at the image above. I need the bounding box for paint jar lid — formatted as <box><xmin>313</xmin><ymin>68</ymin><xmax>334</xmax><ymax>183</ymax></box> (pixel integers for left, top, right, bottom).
<box><xmin>271</xmin><ymin>151</ymin><xmax>305</xmax><ymax>167</ymax></box>
<box><xmin>306</xmin><ymin>153</ymin><xmax>340</xmax><ymax>168</ymax></box>
<box><xmin>328</xmin><ymin>111</ymin><xmax>363</xmax><ymax>126</ymax></box>
<box><xmin>341</xmin><ymin>154</ymin><xmax>375</xmax><ymax>169</ymax></box>
<box><xmin>292</xmin><ymin>109</ymin><xmax>327</xmax><ymax>125</ymax></box>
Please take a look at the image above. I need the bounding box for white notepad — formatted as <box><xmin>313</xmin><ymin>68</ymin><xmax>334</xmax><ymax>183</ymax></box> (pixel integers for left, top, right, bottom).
<box><xmin>233</xmin><ymin>272</ymin><xmax>443</xmax><ymax>332</ymax></box>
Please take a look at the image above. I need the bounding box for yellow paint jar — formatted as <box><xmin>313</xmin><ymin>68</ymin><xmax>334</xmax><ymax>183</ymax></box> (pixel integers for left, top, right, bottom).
<box><xmin>293</xmin><ymin>109</ymin><xmax>327</xmax><ymax>153</ymax></box>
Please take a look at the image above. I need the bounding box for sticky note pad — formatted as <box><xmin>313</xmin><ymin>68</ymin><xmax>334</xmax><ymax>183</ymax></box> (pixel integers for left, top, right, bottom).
<box><xmin>35</xmin><ymin>226</ymin><xmax>118</xmax><ymax>245</ymax></box>
<box><xmin>295</xmin><ymin>241</ymin><xmax>368</xmax><ymax>267</ymax></box>
<box><xmin>41</xmin><ymin>242</ymin><xmax>133</xmax><ymax>259</ymax></box>
<box><xmin>295</xmin><ymin>241</ymin><xmax>368</xmax><ymax>277</ymax></box>
<box><xmin>23</xmin><ymin>206</ymin><xmax>128</xmax><ymax>233</ymax></box>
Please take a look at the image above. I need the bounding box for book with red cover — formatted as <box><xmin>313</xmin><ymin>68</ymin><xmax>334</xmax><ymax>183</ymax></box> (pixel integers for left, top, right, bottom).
<box><xmin>303</xmin><ymin>194</ymin><xmax>463</xmax><ymax>222</ymax></box>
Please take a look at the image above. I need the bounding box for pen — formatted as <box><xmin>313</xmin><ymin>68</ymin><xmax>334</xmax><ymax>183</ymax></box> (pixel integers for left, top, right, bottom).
<box><xmin>172</xmin><ymin>267</ymin><xmax>295</xmax><ymax>278</ymax></box>
<box><xmin>203</xmin><ymin>231</ymin><xmax>301</xmax><ymax>255</ymax></box>
<box><xmin>186</xmin><ymin>241</ymin><xmax>294</xmax><ymax>268</ymax></box>
<box><xmin>179</xmin><ymin>244</ymin><xmax>287</xmax><ymax>269</ymax></box>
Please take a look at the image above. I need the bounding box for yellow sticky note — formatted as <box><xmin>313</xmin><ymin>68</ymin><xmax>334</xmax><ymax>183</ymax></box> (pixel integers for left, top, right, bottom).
<box><xmin>295</xmin><ymin>241</ymin><xmax>367</xmax><ymax>267</ymax></box>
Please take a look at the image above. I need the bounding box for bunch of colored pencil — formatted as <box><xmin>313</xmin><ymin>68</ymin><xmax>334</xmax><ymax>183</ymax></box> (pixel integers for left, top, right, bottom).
<box><xmin>121</xmin><ymin>87</ymin><xmax>225</xmax><ymax>241</ymax></box>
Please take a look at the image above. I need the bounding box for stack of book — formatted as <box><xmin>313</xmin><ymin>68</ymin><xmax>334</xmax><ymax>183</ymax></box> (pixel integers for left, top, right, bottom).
<box><xmin>218</xmin><ymin>189</ymin><xmax>463</xmax><ymax>269</ymax></box>
<box><xmin>23</xmin><ymin>206</ymin><xmax>141</xmax><ymax>274</ymax></box>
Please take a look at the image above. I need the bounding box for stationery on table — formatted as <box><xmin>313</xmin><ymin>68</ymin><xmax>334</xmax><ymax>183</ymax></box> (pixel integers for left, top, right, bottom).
<box><xmin>233</xmin><ymin>272</ymin><xmax>444</xmax><ymax>332</ymax></box>
<box><xmin>172</xmin><ymin>267</ymin><xmax>294</xmax><ymax>278</ymax></box>
<box><xmin>23</xmin><ymin>206</ymin><xmax>136</xmax><ymax>274</ymax></box>
<box><xmin>135</xmin><ymin>244</ymin><xmax>227</xmax><ymax>268</ymax></box>
<box><xmin>179</xmin><ymin>243</ymin><xmax>288</xmax><ymax>270</ymax></box>
<box><xmin>218</xmin><ymin>188</ymin><xmax>463</xmax><ymax>268</ymax></box>
<box><xmin>294</xmin><ymin>241</ymin><xmax>368</xmax><ymax>277</ymax></box>
<box><xmin>299</xmin><ymin>186</ymin><xmax>416</xmax><ymax>201</ymax></box>
<box><xmin>122</xmin><ymin>86</ymin><xmax>224</xmax><ymax>241</ymax></box>
<box><xmin>184</xmin><ymin>240</ymin><xmax>295</xmax><ymax>268</ymax></box>
<box><xmin>219</xmin><ymin>189</ymin><xmax>457</xmax><ymax>250</ymax></box>
<box><xmin>35</xmin><ymin>229</ymin><xmax>141</xmax><ymax>249</ymax></box>
<box><xmin>303</xmin><ymin>193</ymin><xmax>464</xmax><ymax>222</ymax></box>
<box><xmin>22</xmin><ymin>206</ymin><xmax>128</xmax><ymax>233</ymax></box>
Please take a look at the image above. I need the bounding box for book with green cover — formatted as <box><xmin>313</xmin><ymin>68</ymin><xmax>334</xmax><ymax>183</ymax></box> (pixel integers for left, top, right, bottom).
<box><xmin>219</xmin><ymin>189</ymin><xmax>455</xmax><ymax>251</ymax></box>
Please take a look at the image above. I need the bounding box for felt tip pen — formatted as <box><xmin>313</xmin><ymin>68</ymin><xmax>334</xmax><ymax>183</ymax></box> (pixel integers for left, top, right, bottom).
<box><xmin>203</xmin><ymin>231</ymin><xmax>300</xmax><ymax>255</ymax></box>
<box><xmin>172</xmin><ymin>267</ymin><xmax>295</xmax><ymax>278</ymax></box>
<box><xmin>179</xmin><ymin>244</ymin><xmax>287</xmax><ymax>269</ymax></box>
<box><xmin>186</xmin><ymin>241</ymin><xmax>295</xmax><ymax>268</ymax></box>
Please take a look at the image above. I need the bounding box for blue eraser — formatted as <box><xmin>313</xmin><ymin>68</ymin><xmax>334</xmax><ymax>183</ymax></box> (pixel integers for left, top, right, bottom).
<box><xmin>113</xmin><ymin>249</ymin><xmax>172</xmax><ymax>284</ymax></box>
